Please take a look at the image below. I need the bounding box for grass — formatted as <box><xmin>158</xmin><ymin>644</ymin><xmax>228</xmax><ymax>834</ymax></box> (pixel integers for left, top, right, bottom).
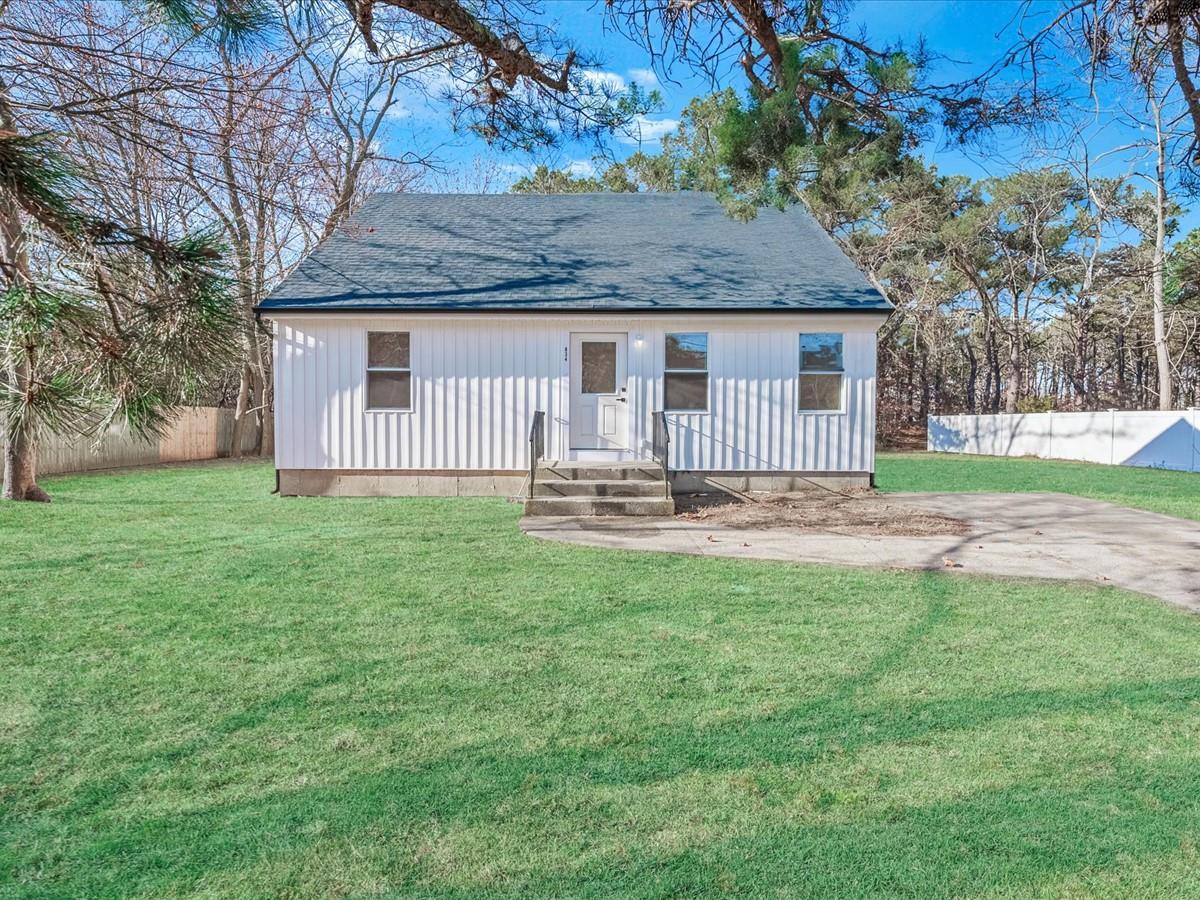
<box><xmin>2</xmin><ymin>460</ymin><xmax>1200</xmax><ymax>898</ymax></box>
<box><xmin>877</xmin><ymin>451</ymin><xmax>1200</xmax><ymax>521</ymax></box>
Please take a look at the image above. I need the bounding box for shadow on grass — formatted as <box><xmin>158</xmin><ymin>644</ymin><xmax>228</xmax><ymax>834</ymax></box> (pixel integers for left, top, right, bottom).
<box><xmin>26</xmin><ymin>587</ymin><xmax>1200</xmax><ymax>896</ymax></box>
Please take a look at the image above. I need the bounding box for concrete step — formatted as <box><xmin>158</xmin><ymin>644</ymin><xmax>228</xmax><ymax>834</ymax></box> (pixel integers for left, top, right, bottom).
<box><xmin>537</xmin><ymin>461</ymin><xmax>662</xmax><ymax>482</ymax></box>
<box><xmin>523</xmin><ymin>496</ymin><xmax>676</xmax><ymax>517</ymax></box>
<box><xmin>534</xmin><ymin>479</ymin><xmax>666</xmax><ymax>498</ymax></box>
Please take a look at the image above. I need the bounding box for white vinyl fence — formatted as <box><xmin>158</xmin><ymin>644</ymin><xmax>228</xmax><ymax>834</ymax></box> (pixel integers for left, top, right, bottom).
<box><xmin>928</xmin><ymin>409</ymin><xmax>1200</xmax><ymax>472</ymax></box>
<box><xmin>6</xmin><ymin>407</ymin><xmax>260</xmax><ymax>477</ymax></box>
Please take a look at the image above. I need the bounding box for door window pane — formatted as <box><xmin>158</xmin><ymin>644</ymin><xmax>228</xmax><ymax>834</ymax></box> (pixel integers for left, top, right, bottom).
<box><xmin>666</xmin><ymin>333</ymin><xmax>708</xmax><ymax>369</ymax></box>
<box><xmin>367</xmin><ymin>371</ymin><xmax>411</xmax><ymax>410</ymax></box>
<box><xmin>368</xmin><ymin>331</ymin><xmax>410</xmax><ymax>368</ymax></box>
<box><xmin>665</xmin><ymin>372</ymin><xmax>708</xmax><ymax>411</ymax></box>
<box><xmin>798</xmin><ymin>373</ymin><xmax>843</xmax><ymax>411</ymax></box>
<box><xmin>581</xmin><ymin>341</ymin><xmax>616</xmax><ymax>393</ymax></box>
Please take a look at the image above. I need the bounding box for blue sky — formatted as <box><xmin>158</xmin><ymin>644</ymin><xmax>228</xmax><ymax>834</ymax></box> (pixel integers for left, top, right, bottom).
<box><xmin>390</xmin><ymin>0</ymin><xmax>1186</xmax><ymax>228</ymax></box>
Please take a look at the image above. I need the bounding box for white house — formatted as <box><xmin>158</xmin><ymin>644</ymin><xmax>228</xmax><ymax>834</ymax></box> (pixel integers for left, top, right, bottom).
<box><xmin>256</xmin><ymin>193</ymin><xmax>892</xmax><ymax>513</ymax></box>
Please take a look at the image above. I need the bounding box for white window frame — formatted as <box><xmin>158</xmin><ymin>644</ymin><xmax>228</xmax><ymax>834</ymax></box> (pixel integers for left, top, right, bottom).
<box><xmin>365</xmin><ymin>331</ymin><xmax>413</xmax><ymax>412</ymax></box>
<box><xmin>664</xmin><ymin>332</ymin><xmax>709</xmax><ymax>413</ymax></box>
<box><xmin>798</xmin><ymin>332</ymin><xmax>845</xmax><ymax>414</ymax></box>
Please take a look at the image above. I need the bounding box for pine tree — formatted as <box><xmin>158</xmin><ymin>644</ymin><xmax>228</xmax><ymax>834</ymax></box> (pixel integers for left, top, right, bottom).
<box><xmin>0</xmin><ymin>1</ymin><xmax>264</xmax><ymax>501</ymax></box>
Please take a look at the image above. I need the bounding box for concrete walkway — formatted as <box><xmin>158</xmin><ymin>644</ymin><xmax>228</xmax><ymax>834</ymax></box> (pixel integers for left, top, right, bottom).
<box><xmin>522</xmin><ymin>492</ymin><xmax>1200</xmax><ymax>612</ymax></box>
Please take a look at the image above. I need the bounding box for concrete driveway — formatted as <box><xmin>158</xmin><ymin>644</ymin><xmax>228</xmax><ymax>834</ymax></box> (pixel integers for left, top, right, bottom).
<box><xmin>522</xmin><ymin>492</ymin><xmax>1200</xmax><ymax>612</ymax></box>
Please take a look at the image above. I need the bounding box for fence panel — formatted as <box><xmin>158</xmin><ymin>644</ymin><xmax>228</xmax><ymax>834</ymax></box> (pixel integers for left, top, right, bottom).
<box><xmin>928</xmin><ymin>409</ymin><xmax>1200</xmax><ymax>473</ymax></box>
<box><xmin>2</xmin><ymin>407</ymin><xmax>262</xmax><ymax>476</ymax></box>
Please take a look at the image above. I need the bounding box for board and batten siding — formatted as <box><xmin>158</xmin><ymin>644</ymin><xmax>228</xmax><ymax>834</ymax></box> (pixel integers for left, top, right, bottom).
<box><xmin>272</xmin><ymin>314</ymin><xmax>881</xmax><ymax>473</ymax></box>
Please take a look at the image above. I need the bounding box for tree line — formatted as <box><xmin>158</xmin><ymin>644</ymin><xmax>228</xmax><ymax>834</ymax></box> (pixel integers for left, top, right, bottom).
<box><xmin>513</xmin><ymin>9</ymin><xmax>1200</xmax><ymax>438</ymax></box>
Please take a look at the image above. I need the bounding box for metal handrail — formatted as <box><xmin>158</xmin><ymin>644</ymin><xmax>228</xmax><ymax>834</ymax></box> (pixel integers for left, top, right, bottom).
<box><xmin>528</xmin><ymin>410</ymin><xmax>546</xmax><ymax>499</ymax></box>
<box><xmin>651</xmin><ymin>410</ymin><xmax>670</xmax><ymax>498</ymax></box>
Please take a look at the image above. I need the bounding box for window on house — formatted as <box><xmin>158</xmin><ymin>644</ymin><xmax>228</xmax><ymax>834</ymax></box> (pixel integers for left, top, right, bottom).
<box><xmin>366</xmin><ymin>331</ymin><xmax>411</xmax><ymax>410</ymax></box>
<box><xmin>799</xmin><ymin>333</ymin><xmax>844</xmax><ymax>412</ymax></box>
<box><xmin>664</xmin><ymin>332</ymin><xmax>708</xmax><ymax>411</ymax></box>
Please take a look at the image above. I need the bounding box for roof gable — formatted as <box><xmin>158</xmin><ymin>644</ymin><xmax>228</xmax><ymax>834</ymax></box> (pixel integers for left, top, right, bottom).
<box><xmin>258</xmin><ymin>192</ymin><xmax>891</xmax><ymax>313</ymax></box>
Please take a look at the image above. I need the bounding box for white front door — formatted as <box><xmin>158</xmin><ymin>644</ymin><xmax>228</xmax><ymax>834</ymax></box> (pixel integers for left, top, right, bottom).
<box><xmin>569</xmin><ymin>332</ymin><xmax>629</xmax><ymax>449</ymax></box>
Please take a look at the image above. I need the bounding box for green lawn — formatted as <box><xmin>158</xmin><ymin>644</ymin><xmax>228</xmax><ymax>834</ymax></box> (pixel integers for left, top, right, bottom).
<box><xmin>3</xmin><ymin>461</ymin><xmax>1200</xmax><ymax>898</ymax></box>
<box><xmin>878</xmin><ymin>451</ymin><xmax>1200</xmax><ymax>521</ymax></box>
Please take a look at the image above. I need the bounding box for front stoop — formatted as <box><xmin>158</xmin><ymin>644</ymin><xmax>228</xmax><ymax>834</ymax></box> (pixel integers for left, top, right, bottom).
<box><xmin>524</xmin><ymin>462</ymin><xmax>674</xmax><ymax>517</ymax></box>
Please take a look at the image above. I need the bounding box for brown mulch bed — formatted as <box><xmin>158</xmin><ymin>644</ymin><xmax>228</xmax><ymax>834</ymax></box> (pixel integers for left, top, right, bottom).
<box><xmin>675</xmin><ymin>490</ymin><xmax>969</xmax><ymax>536</ymax></box>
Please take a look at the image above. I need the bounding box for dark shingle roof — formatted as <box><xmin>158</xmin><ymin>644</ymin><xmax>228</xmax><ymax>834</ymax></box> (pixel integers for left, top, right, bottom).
<box><xmin>257</xmin><ymin>192</ymin><xmax>891</xmax><ymax>313</ymax></box>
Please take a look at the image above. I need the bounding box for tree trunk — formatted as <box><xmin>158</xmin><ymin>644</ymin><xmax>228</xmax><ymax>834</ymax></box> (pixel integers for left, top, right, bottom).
<box><xmin>1004</xmin><ymin>324</ymin><xmax>1021</xmax><ymax>413</ymax></box>
<box><xmin>983</xmin><ymin>324</ymin><xmax>1002</xmax><ymax>413</ymax></box>
<box><xmin>982</xmin><ymin>350</ymin><xmax>993</xmax><ymax>414</ymax></box>
<box><xmin>3</xmin><ymin>376</ymin><xmax>50</xmax><ymax>503</ymax></box>
<box><xmin>963</xmin><ymin>340</ymin><xmax>978</xmax><ymax>413</ymax></box>
<box><xmin>1136</xmin><ymin>342</ymin><xmax>1147</xmax><ymax>407</ymax></box>
<box><xmin>1152</xmin><ymin>99</ymin><xmax>1173</xmax><ymax>411</ymax></box>
<box><xmin>0</xmin><ymin>115</ymin><xmax>48</xmax><ymax>502</ymax></box>
<box><xmin>1115</xmin><ymin>327</ymin><xmax>1127</xmax><ymax>407</ymax></box>
<box><xmin>918</xmin><ymin>339</ymin><xmax>931</xmax><ymax>422</ymax></box>
<box><xmin>903</xmin><ymin>341</ymin><xmax>915</xmax><ymax>423</ymax></box>
<box><xmin>258</xmin><ymin>374</ymin><xmax>275</xmax><ymax>457</ymax></box>
<box><xmin>250</xmin><ymin>330</ymin><xmax>273</xmax><ymax>457</ymax></box>
<box><xmin>229</xmin><ymin>362</ymin><xmax>253</xmax><ymax>458</ymax></box>
<box><xmin>1071</xmin><ymin>313</ymin><xmax>1090</xmax><ymax>410</ymax></box>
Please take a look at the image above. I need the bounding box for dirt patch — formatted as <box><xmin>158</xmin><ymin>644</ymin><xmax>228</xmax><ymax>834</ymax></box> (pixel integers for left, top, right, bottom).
<box><xmin>676</xmin><ymin>490</ymin><xmax>969</xmax><ymax>536</ymax></box>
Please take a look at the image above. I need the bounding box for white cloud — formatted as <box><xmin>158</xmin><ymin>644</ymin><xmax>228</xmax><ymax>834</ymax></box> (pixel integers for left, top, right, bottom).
<box><xmin>496</xmin><ymin>162</ymin><xmax>536</xmax><ymax>177</ymax></box>
<box><xmin>618</xmin><ymin>115</ymin><xmax>679</xmax><ymax>145</ymax></box>
<box><xmin>565</xmin><ymin>159</ymin><xmax>597</xmax><ymax>178</ymax></box>
<box><xmin>627</xmin><ymin>67</ymin><xmax>661</xmax><ymax>90</ymax></box>
<box><xmin>580</xmin><ymin>70</ymin><xmax>627</xmax><ymax>93</ymax></box>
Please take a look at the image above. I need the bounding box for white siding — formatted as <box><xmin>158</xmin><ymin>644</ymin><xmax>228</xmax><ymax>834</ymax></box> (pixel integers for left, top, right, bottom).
<box><xmin>272</xmin><ymin>314</ymin><xmax>881</xmax><ymax>473</ymax></box>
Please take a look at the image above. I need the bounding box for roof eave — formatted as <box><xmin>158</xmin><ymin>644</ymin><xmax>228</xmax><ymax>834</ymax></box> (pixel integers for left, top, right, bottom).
<box><xmin>255</xmin><ymin>303</ymin><xmax>894</xmax><ymax>316</ymax></box>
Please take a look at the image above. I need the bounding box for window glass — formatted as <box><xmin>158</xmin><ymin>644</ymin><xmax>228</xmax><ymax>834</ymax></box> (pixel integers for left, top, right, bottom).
<box><xmin>665</xmin><ymin>333</ymin><xmax>708</xmax><ymax>411</ymax></box>
<box><xmin>799</xmin><ymin>333</ymin><xmax>842</xmax><ymax>371</ymax></box>
<box><xmin>367</xmin><ymin>371</ymin><xmax>412</xmax><ymax>410</ymax></box>
<box><xmin>664</xmin><ymin>372</ymin><xmax>708</xmax><ymax>411</ymax></box>
<box><xmin>666</xmin><ymin>332</ymin><xmax>708</xmax><ymax>369</ymax></box>
<box><xmin>798</xmin><ymin>373</ymin><xmax>843</xmax><ymax>411</ymax></box>
<box><xmin>368</xmin><ymin>331</ymin><xmax>410</xmax><ymax>368</ymax></box>
<box><xmin>366</xmin><ymin>331</ymin><xmax>411</xmax><ymax>409</ymax></box>
<box><xmin>581</xmin><ymin>341</ymin><xmax>616</xmax><ymax>393</ymax></box>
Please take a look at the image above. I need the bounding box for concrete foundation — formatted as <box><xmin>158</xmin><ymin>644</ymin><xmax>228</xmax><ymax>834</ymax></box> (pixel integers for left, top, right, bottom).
<box><xmin>278</xmin><ymin>469</ymin><xmax>526</xmax><ymax>497</ymax></box>
<box><xmin>669</xmin><ymin>470</ymin><xmax>872</xmax><ymax>495</ymax></box>
<box><xmin>279</xmin><ymin>468</ymin><xmax>873</xmax><ymax>498</ymax></box>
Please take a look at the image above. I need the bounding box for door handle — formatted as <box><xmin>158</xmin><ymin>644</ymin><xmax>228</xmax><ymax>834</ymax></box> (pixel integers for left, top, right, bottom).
<box><xmin>615</xmin><ymin>397</ymin><xmax>627</xmax><ymax>403</ymax></box>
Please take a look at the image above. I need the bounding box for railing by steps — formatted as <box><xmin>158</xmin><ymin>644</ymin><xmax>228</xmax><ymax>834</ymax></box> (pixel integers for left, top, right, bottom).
<box><xmin>528</xmin><ymin>410</ymin><xmax>546</xmax><ymax>498</ymax></box>
<box><xmin>528</xmin><ymin>409</ymin><xmax>668</xmax><ymax>500</ymax></box>
<box><xmin>651</xmin><ymin>410</ymin><xmax>670</xmax><ymax>498</ymax></box>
